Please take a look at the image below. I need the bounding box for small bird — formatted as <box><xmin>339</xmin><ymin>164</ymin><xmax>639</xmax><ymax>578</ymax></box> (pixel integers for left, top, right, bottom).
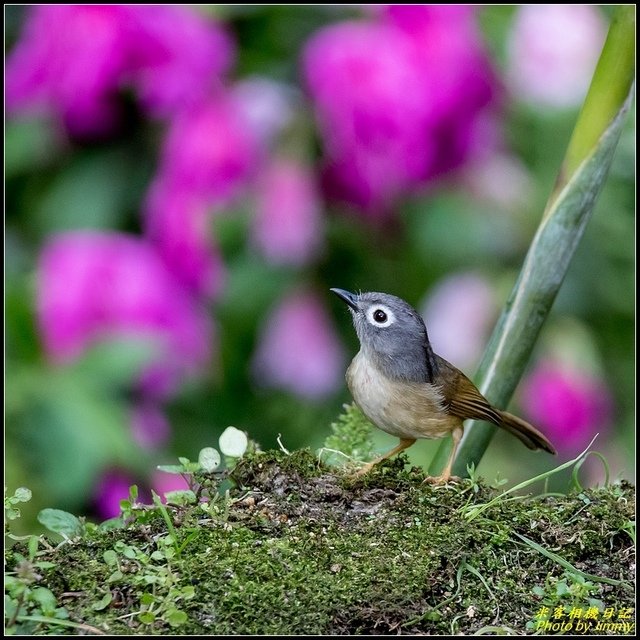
<box><xmin>331</xmin><ymin>288</ymin><xmax>556</xmax><ymax>483</ymax></box>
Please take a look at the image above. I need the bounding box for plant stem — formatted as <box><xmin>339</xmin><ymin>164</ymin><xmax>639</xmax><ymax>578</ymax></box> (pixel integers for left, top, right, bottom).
<box><xmin>429</xmin><ymin>5</ymin><xmax>635</xmax><ymax>477</ymax></box>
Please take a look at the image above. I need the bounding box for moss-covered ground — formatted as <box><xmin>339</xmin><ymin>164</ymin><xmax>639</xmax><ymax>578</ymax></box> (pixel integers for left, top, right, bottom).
<box><xmin>5</xmin><ymin>450</ymin><xmax>636</xmax><ymax>635</ymax></box>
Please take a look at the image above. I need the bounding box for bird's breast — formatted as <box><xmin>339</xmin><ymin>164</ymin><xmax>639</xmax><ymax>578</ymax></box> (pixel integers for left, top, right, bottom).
<box><xmin>346</xmin><ymin>351</ymin><xmax>459</xmax><ymax>440</ymax></box>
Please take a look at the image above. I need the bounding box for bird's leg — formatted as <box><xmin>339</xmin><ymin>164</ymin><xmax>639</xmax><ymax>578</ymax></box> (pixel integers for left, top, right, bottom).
<box><xmin>352</xmin><ymin>438</ymin><xmax>416</xmax><ymax>477</ymax></box>
<box><xmin>424</xmin><ymin>425</ymin><xmax>464</xmax><ymax>485</ymax></box>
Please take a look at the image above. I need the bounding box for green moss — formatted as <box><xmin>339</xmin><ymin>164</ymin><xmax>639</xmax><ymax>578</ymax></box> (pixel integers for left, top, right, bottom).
<box><xmin>5</xmin><ymin>450</ymin><xmax>635</xmax><ymax>635</ymax></box>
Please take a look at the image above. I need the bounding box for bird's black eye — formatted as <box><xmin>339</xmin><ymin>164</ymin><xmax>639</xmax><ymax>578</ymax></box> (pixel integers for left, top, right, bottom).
<box><xmin>373</xmin><ymin>309</ymin><xmax>387</xmax><ymax>323</ymax></box>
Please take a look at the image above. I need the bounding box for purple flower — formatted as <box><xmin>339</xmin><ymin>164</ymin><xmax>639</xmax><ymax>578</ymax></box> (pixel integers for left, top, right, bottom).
<box><xmin>144</xmin><ymin>182</ymin><xmax>227</xmax><ymax>298</ymax></box>
<box><xmin>231</xmin><ymin>77</ymin><xmax>297</xmax><ymax>147</ymax></box>
<box><xmin>151</xmin><ymin>470</ymin><xmax>190</xmax><ymax>503</ymax></box>
<box><xmin>302</xmin><ymin>7</ymin><xmax>498</xmax><ymax>218</ymax></box>
<box><xmin>125</xmin><ymin>6</ymin><xmax>234</xmax><ymax>119</ymax></box>
<box><xmin>252</xmin><ymin>290</ymin><xmax>345</xmax><ymax>399</ymax></box>
<box><xmin>93</xmin><ymin>468</ymin><xmax>136</xmax><ymax>521</ymax></box>
<box><xmin>507</xmin><ymin>6</ymin><xmax>606</xmax><ymax>109</ymax></box>
<box><xmin>5</xmin><ymin>5</ymin><xmax>233</xmax><ymax>138</ymax></box>
<box><xmin>460</xmin><ymin>152</ymin><xmax>534</xmax><ymax>212</ymax></box>
<box><xmin>144</xmin><ymin>93</ymin><xmax>261</xmax><ymax>296</ymax></box>
<box><xmin>130</xmin><ymin>400</ymin><xmax>171</xmax><ymax>449</ymax></box>
<box><xmin>6</xmin><ymin>6</ymin><xmax>128</xmax><ymax>138</ymax></box>
<box><xmin>421</xmin><ymin>272</ymin><xmax>497</xmax><ymax>372</ymax></box>
<box><xmin>251</xmin><ymin>158</ymin><xmax>323</xmax><ymax>266</ymax></box>
<box><xmin>37</xmin><ymin>231</ymin><xmax>214</xmax><ymax>398</ymax></box>
<box><xmin>148</xmin><ymin>95</ymin><xmax>261</xmax><ymax>204</ymax></box>
<box><xmin>520</xmin><ymin>360</ymin><xmax>613</xmax><ymax>456</ymax></box>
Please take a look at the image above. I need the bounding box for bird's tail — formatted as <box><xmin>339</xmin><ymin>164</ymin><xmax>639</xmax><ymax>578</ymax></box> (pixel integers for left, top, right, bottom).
<box><xmin>497</xmin><ymin>411</ymin><xmax>557</xmax><ymax>455</ymax></box>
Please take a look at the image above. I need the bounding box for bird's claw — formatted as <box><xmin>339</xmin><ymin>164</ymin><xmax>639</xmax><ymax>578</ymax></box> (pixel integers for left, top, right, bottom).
<box><xmin>423</xmin><ymin>474</ymin><xmax>461</xmax><ymax>486</ymax></box>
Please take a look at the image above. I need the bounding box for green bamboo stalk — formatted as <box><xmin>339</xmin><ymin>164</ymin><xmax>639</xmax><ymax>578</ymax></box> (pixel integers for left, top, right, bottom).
<box><xmin>429</xmin><ymin>5</ymin><xmax>635</xmax><ymax>477</ymax></box>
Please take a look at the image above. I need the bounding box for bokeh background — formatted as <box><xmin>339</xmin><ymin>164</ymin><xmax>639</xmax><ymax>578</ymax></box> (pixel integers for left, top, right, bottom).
<box><xmin>5</xmin><ymin>5</ymin><xmax>635</xmax><ymax>530</ymax></box>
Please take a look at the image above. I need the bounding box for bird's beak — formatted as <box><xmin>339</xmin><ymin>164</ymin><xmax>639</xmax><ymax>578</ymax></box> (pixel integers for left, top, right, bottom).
<box><xmin>330</xmin><ymin>288</ymin><xmax>359</xmax><ymax>311</ymax></box>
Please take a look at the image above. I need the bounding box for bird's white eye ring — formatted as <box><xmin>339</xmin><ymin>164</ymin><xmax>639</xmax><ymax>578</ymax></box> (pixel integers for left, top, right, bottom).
<box><xmin>366</xmin><ymin>305</ymin><xmax>395</xmax><ymax>327</ymax></box>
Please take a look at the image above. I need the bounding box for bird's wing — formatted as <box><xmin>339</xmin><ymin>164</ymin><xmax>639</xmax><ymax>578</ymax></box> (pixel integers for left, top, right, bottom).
<box><xmin>434</xmin><ymin>356</ymin><xmax>503</xmax><ymax>425</ymax></box>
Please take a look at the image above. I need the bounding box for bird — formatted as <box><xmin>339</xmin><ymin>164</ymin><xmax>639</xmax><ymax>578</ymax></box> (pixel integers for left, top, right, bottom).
<box><xmin>330</xmin><ymin>288</ymin><xmax>556</xmax><ymax>484</ymax></box>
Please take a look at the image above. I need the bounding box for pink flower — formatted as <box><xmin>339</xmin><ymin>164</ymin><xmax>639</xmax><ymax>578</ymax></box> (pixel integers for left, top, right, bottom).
<box><xmin>460</xmin><ymin>152</ymin><xmax>534</xmax><ymax>212</ymax></box>
<box><xmin>302</xmin><ymin>7</ymin><xmax>498</xmax><ymax>218</ymax></box>
<box><xmin>125</xmin><ymin>6</ymin><xmax>234</xmax><ymax>119</ymax></box>
<box><xmin>151</xmin><ymin>470</ymin><xmax>190</xmax><ymax>503</ymax></box>
<box><xmin>5</xmin><ymin>6</ymin><xmax>233</xmax><ymax>138</ymax></box>
<box><xmin>131</xmin><ymin>401</ymin><xmax>171</xmax><ymax>449</ymax></box>
<box><xmin>520</xmin><ymin>360</ymin><xmax>613</xmax><ymax>456</ymax></box>
<box><xmin>149</xmin><ymin>95</ymin><xmax>261</xmax><ymax>203</ymax></box>
<box><xmin>251</xmin><ymin>159</ymin><xmax>323</xmax><ymax>266</ymax></box>
<box><xmin>93</xmin><ymin>468</ymin><xmax>136</xmax><ymax>521</ymax></box>
<box><xmin>144</xmin><ymin>94</ymin><xmax>261</xmax><ymax>296</ymax></box>
<box><xmin>231</xmin><ymin>77</ymin><xmax>297</xmax><ymax>147</ymax></box>
<box><xmin>421</xmin><ymin>272</ymin><xmax>497</xmax><ymax>372</ymax></box>
<box><xmin>37</xmin><ymin>231</ymin><xmax>214</xmax><ymax>399</ymax></box>
<box><xmin>144</xmin><ymin>182</ymin><xmax>227</xmax><ymax>298</ymax></box>
<box><xmin>6</xmin><ymin>6</ymin><xmax>128</xmax><ymax>138</ymax></box>
<box><xmin>252</xmin><ymin>290</ymin><xmax>345</xmax><ymax>399</ymax></box>
<box><xmin>507</xmin><ymin>5</ymin><xmax>606</xmax><ymax>109</ymax></box>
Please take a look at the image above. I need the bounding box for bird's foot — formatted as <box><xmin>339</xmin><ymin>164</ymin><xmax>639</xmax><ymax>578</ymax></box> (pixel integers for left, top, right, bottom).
<box><xmin>349</xmin><ymin>461</ymin><xmax>376</xmax><ymax>478</ymax></box>
<box><xmin>423</xmin><ymin>473</ymin><xmax>461</xmax><ymax>486</ymax></box>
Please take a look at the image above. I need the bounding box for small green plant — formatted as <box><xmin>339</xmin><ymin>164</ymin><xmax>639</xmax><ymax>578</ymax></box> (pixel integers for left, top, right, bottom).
<box><xmin>4</xmin><ymin>486</ymin><xmax>32</xmax><ymax>523</ymax></box>
<box><xmin>101</xmin><ymin>537</ymin><xmax>197</xmax><ymax>629</ymax></box>
<box><xmin>5</xmin><ymin>558</ymin><xmax>71</xmax><ymax>635</ymax></box>
<box><xmin>527</xmin><ymin>570</ymin><xmax>605</xmax><ymax>631</ymax></box>
<box><xmin>5</xmin><ymin>487</ymin><xmax>105</xmax><ymax>635</ymax></box>
<box><xmin>320</xmin><ymin>402</ymin><xmax>375</xmax><ymax>465</ymax></box>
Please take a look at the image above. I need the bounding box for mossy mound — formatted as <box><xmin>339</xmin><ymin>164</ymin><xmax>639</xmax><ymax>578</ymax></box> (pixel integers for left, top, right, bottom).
<box><xmin>5</xmin><ymin>450</ymin><xmax>636</xmax><ymax>635</ymax></box>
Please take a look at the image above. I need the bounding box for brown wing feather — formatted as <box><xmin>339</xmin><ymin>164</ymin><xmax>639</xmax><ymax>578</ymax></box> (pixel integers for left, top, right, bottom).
<box><xmin>434</xmin><ymin>355</ymin><xmax>556</xmax><ymax>454</ymax></box>
<box><xmin>435</xmin><ymin>356</ymin><xmax>502</xmax><ymax>424</ymax></box>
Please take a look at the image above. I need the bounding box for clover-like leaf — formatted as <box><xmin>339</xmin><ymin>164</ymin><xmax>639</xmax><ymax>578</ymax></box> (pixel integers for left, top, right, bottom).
<box><xmin>198</xmin><ymin>447</ymin><xmax>221</xmax><ymax>472</ymax></box>
<box><xmin>37</xmin><ymin>509</ymin><xmax>82</xmax><ymax>537</ymax></box>
<box><xmin>219</xmin><ymin>427</ymin><xmax>248</xmax><ymax>458</ymax></box>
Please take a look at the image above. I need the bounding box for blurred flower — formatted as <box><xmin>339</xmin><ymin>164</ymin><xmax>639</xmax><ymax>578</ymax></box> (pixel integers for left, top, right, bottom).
<box><xmin>144</xmin><ymin>94</ymin><xmax>261</xmax><ymax>296</ymax></box>
<box><xmin>131</xmin><ymin>400</ymin><xmax>171</xmax><ymax>449</ymax></box>
<box><xmin>302</xmin><ymin>7</ymin><xmax>497</xmax><ymax>218</ymax></box>
<box><xmin>252</xmin><ymin>290</ymin><xmax>345</xmax><ymax>399</ymax></box>
<box><xmin>93</xmin><ymin>468</ymin><xmax>135</xmax><ymax>521</ymax></box>
<box><xmin>126</xmin><ymin>5</ymin><xmax>234</xmax><ymax>119</ymax></box>
<box><xmin>148</xmin><ymin>95</ymin><xmax>261</xmax><ymax>204</ymax></box>
<box><xmin>5</xmin><ymin>5</ymin><xmax>233</xmax><ymax>138</ymax></box>
<box><xmin>231</xmin><ymin>77</ymin><xmax>298</xmax><ymax>147</ymax></box>
<box><xmin>460</xmin><ymin>152</ymin><xmax>534</xmax><ymax>212</ymax></box>
<box><xmin>421</xmin><ymin>272</ymin><xmax>497</xmax><ymax>372</ymax></box>
<box><xmin>251</xmin><ymin>158</ymin><xmax>323</xmax><ymax>266</ymax></box>
<box><xmin>507</xmin><ymin>5</ymin><xmax>606</xmax><ymax>109</ymax></box>
<box><xmin>37</xmin><ymin>231</ymin><xmax>214</xmax><ymax>398</ymax></box>
<box><xmin>520</xmin><ymin>360</ymin><xmax>613</xmax><ymax>456</ymax></box>
<box><xmin>151</xmin><ymin>470</ymin><xmax>190</xmax><ymax>502</ymax></box>
<box><xmin>144</xmin><ymin>183</ymin><xmax>227</xmax><ymax>298</ymax></box>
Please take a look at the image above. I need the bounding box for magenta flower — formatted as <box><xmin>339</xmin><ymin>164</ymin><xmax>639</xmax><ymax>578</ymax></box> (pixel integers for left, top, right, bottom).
<box><xmin>144</xmin><ymin>93</ymin><xmax>261</xmax><ymax>296</ymax></box>
<box><xmin>302</xmin><ymin>7</ymin><xmax>497</xmax><ymax>218</ymax></box>
<box><xmin>125</xmin><ymin>5</ymin><xmax>234</xmax><ymax>119</ymax></box>
<box><xmin>5</xmin><ymin>5</ymin><xmax>233</xmax><ymax>138</ymax></box>
<box><xmin>151</xmin><ymin>470</ymin><xmax>190</xmax><ymax>503</ymax></box>
<box><xmin>130</xmin><ymin>400</ymin><xmax>171</xmax><ymax>449</ymax></box>
<box><xmin>252</xmin><ymin>290</ymin><xmax>345</xmax><ymax>399</ymax></box>
<box><xmin>37</xmin><ymin>231</ymin><xmax>214</xmax><ymax>398</ymax></box>
<box><xmin>93</xmin><ymin>468</ymin><xmax>136</xmax><ymax>521</ymax></box>
<box><xmin>149</xmin><ymin>95</ymin><xmax>260</xmax><ymax>203</ymax></box>
<box><xmin>251</xmin><ymin>158</ymin><xmax>323</xmax><ymax>266</ymax></box>
<box><xmin>231</xmin><ymin>77</ymin><xmax>297</xmax><ymax>147</ymax></box>
<box><xmin>144</xmin><ymin>182</ymin><xmax>227</xmax><ymax>298</ymax></box>
<box><xmin>507</xmin><ymin>5</ymin><xmax>606</xmax><ymax>109</ymax></box>
<box><xmin>519</xmin><ymin>360</ymin><xmax>613</xmax><ymax>456</ymax></box>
